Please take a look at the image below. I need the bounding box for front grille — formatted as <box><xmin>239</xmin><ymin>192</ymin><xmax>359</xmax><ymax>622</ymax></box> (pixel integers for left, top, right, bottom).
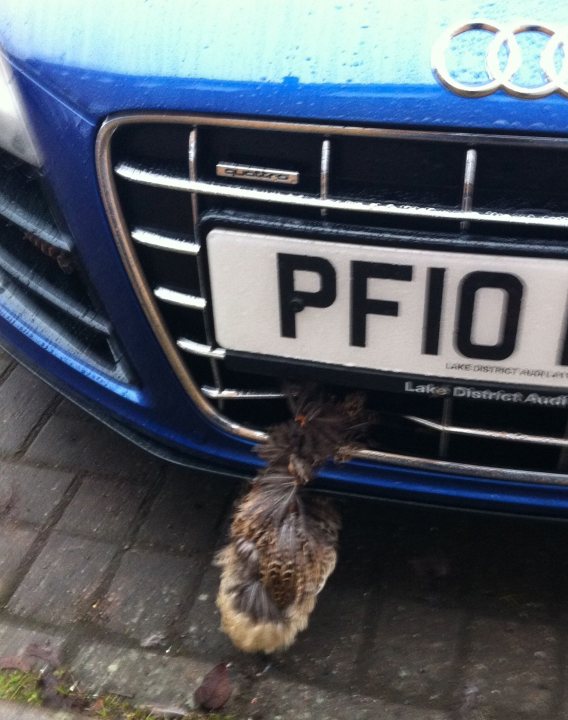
<box><xmin>97</xmin><ymin>115</ymin><xmax>568</xmax><ymax>482</ymax></box>
<box><xmin>0</xmin><ymin>149</ymin><xmax>130</xmax><ymax>382</ymax></box>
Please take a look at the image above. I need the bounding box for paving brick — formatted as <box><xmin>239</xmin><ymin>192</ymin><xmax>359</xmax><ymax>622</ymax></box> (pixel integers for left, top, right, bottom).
<box><xmin>25</xmin><ymin>414</ymin><xmax>161</xmax><ymax>479</ymax></box>
<box><xmin>136</xmin><ymin>469</ymin><xmax>232</xmax><ymax>553</ymax></box>
<box><xmin>252</xmin><ymin>675</ymin><xmax>451</xmax><ymax>720</ymax></box>
<box><xmin>0</xmin><ymin>620</ymin><xmax>65</xmax><ymax>658</ymax></box>
<box><xmin>277</xmin><ymin>566</ymin><xmax>375</xmax><ymax>688</ymax></box>
<box><xmin>72</xmin><ymin>641</ymin><xmax>211</xmax><ymax>707</ymax></box>
<box><xmin>266</xmin><ymin>498</ymin><xmax>386</xmax><ymax>689</ymax></box>
<box><xmin>8</xmin><ymin>532</ymin><xmax>115</xmax><ymax>624</ymax></box>
<box><xmin>182</xmin><ymin>563</ymin><xmax>235</xmax><ymax>659</ymax></box>
<box><xmin>0</xmin><ymin>462</ymin><xmax>74</xmax><ymax>526</ymax></box>
<box><xmin>459</xmin><ymin>616</ymin><xmax>557</xmax><ymax>718</ymax></box>
<box><xmin>461</xmin><ymin>515</ymin><xmax>557</xmax><ymax>622</ymax></box>
<box><xmin>54</xmin><ymin>399</ymin><xmax>92</xmax><ymax>422</ymax></box>
<box><xmin>0</xmin><ymin>365</ymin><xmax>57</xmax><ymax>454</ymax></box>
<box><xmin>367</xmin><ymin>596</ymin><xmax>463</xmax><ymax>705</ymax></box>
<box><xmin>0</xmin><ymin>522</ymin><xmax>38</xmax><ymax>599</ymax></box>
<box><xmin>57</xmin><ymin>475</ymin><xmax>151</xmax><ymax>542</ymax></box>
<box><xmin>365</xmin><ymin>512</ymin><xmax>465</xmax><ymax>706</ymax></box>
<box><xmin>97</xmin><ymin>548</ymin><xmax>202</xmax><ymax>644</ymax></box>
<box><xmin>0</xmin><ymin>700</ymin><xmax>79</xmax><ymax>720</ymax></box>
<box><xmin>0</xmin><ymin>348</ymin><xmax>14</xmax><ymax>376</ymax></box>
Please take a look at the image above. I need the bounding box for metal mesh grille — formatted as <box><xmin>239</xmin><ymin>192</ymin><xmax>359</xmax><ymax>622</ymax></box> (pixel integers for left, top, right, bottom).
<box><xmin>0</xmin><ymin>149</ymin><xmax>131</xmax><ymax>382</ymax></box>
<box><xmin>98</xmin><ymin>115</ymin><xmax>568</xmax><ymax>482</ymax></box>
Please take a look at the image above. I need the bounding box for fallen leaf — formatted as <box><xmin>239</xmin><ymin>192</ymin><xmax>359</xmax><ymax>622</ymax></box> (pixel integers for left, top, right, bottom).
<box><xmin>38</xmin><ymin>669</ymin><xmax>68</xmax><ymax>709</ymax></box>
<box><xmin>38</xmin><ymin>669</ymin><xmax>87</xmax><ymax>712</ymax></box>
<box><xmin>23</xmin><ymin>642</ymin><xmax>62</xmax><ymax>668</ymax></box>
<box><xmin>89</xmin><ymin>698</ymin><xmax>105</xmax><ymax>713</ymax></box>
<box><xmin>194</xmin><ymin>663</ymin><xmax>232</xmax><ymax>711</ymax></box>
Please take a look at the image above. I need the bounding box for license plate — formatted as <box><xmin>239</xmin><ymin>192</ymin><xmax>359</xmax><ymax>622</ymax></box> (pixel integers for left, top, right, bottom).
<box><xmin>207</xmin><ymin>229</ymin><xmax>568</xmax><ymax>390</ymax></box>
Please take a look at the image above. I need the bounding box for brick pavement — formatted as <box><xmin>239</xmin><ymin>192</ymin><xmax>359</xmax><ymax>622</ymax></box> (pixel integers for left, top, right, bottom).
<box><xmin>1</xmin><ymin>351</ymin><xmax>568</xmax><ymax>718</ymax></box>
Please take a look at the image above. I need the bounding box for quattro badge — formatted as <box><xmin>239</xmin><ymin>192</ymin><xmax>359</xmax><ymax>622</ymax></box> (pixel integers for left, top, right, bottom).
<box><xmin>216</xmin><ymin>162</ymin><xmax>299</xmax><ymax>185</ymax></box>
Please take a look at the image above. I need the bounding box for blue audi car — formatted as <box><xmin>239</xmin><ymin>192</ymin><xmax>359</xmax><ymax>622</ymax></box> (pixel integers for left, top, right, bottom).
<box><xmin>0</xmin><ymin>2</ymin><xmax>567</xmax><ymax>514</ymax></box>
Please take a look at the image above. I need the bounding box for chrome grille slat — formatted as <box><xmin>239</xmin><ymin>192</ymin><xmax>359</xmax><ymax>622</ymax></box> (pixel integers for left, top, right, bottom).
<box><xmin>131</xmin><ymin>227</ymin><xmax>199</xmax><ymax>255</ymax></box>
<box><xmin>188</xmin><ymin>127</ymin><xmax>200</xmax><ymax>225</ymax></box>
<box><xmin>354</xmin><ymin>447</ymin><xmax>568</xmax><ymax>485</ymax></box>
<box><xmin>408</xmin><ymin>415</ymin><xmax>568</xmax><ymax>448</ymax></box>
<box><xmin>114</xmin><ymin>160</ymin><xmax>568</xmax><ymax>230</ymax></box>
<box><xmin>97</xmin><ymin>114</ymin><xmax>568</xmax><ymax>483</ymax></box>
<box><xmin>202</xmin><ymin>386</ymin><xmax>285</xmax><ymax>400</ymax></box>
<box><xmin>320</xmin><ymin>138</ymin><xmax>331</xmax><ymax>218</ymax></box>
<box><xmin>557</xmin><ymin>418</ymin><xmax>568</xmax><ymax>471</ymax></box>
<box><xmin>460</xmin><ymin>148</ymin><xmax>477</xmax><ymax>231</ymax></box>
<box><xmin>177</xmin><ymin>336</ymin><xmax>226</xmax><ymax>360</ymax></box>
<box><xmin>438</xmin><ymin>397</ymin><xmax>453</xmax><ymax>458</ymax></box>
<box><xmin>153</xmin><ymin>286</ymin><xmax>206</xmax><ymax>310</ymax></box>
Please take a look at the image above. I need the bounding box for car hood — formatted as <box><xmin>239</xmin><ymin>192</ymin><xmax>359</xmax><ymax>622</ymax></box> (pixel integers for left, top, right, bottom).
<box><xmin>1</xmin><ymin>0</ymin><xmax>567</xmax><ymax>132</ymax></box>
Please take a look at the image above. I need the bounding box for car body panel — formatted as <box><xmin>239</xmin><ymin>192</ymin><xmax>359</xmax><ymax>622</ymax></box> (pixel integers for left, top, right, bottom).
<box><xmin>1</xmin><ymin>0</ymin><xmax>568</xmax><ymax>131</ymax></box>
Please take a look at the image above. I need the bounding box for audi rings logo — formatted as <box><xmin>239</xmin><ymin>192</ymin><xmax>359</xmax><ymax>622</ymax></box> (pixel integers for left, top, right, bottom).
<box><xmin>432</xmin><ymin>21</ymin><xmax>568</xmax><ymax>99</ymax></box>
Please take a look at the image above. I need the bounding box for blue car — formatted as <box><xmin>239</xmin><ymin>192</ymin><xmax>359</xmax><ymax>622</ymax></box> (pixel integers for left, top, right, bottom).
<box><xmin>1</xmin><ymin>2</ymin><xmax>567</xmax><ymax>515</ymax></box>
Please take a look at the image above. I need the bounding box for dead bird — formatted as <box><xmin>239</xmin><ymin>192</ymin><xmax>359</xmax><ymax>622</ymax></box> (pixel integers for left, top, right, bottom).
<box><xmin>215</xmin><ymin>387</ymin><xmax>371</xmax><ymax>653</ymax></box>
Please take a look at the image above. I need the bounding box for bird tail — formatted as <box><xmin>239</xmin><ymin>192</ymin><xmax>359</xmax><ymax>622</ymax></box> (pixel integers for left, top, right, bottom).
<box><xmin>215</xmin><ymin>541</ymin><xmax>304</xmax><ymax>654</ymax></box>
<box><xmin>216</xmin><ymin>387</ymin><xmax>369</xmax><ymax>653</ymax></box>
<box><xmin>215</xmin><ymin>481</ymin><xmax>340</xmax><ymax>653</ymax></box>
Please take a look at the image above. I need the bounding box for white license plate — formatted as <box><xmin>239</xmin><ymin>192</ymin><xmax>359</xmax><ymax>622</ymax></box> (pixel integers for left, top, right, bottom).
<box><xmin>207</xmin><ymin>228</ymin><xmax>568</xmax><ymax>389</ymax></box>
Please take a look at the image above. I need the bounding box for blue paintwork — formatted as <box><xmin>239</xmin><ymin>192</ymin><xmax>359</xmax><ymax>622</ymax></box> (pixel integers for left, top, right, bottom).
<box><xmin>1</xmin><ymin>0</ymin><xmax>568</xmax><ymax>132</ymax></box>
<box><xmin>0</xmin><ymin>1</ymin><xmax>568</xmax><ymax>514</ymax></box>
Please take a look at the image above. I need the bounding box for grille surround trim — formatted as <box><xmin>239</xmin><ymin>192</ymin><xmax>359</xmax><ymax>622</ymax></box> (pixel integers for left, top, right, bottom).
<box><xmin>97</xmin><ymin>116</ymin><xmax>263</xmax><ymax>441</ymax></box>
<box><xmin>96</xmin><ymin>112</ymin><xmax>568</xmax><ymax>484</ymax></box>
